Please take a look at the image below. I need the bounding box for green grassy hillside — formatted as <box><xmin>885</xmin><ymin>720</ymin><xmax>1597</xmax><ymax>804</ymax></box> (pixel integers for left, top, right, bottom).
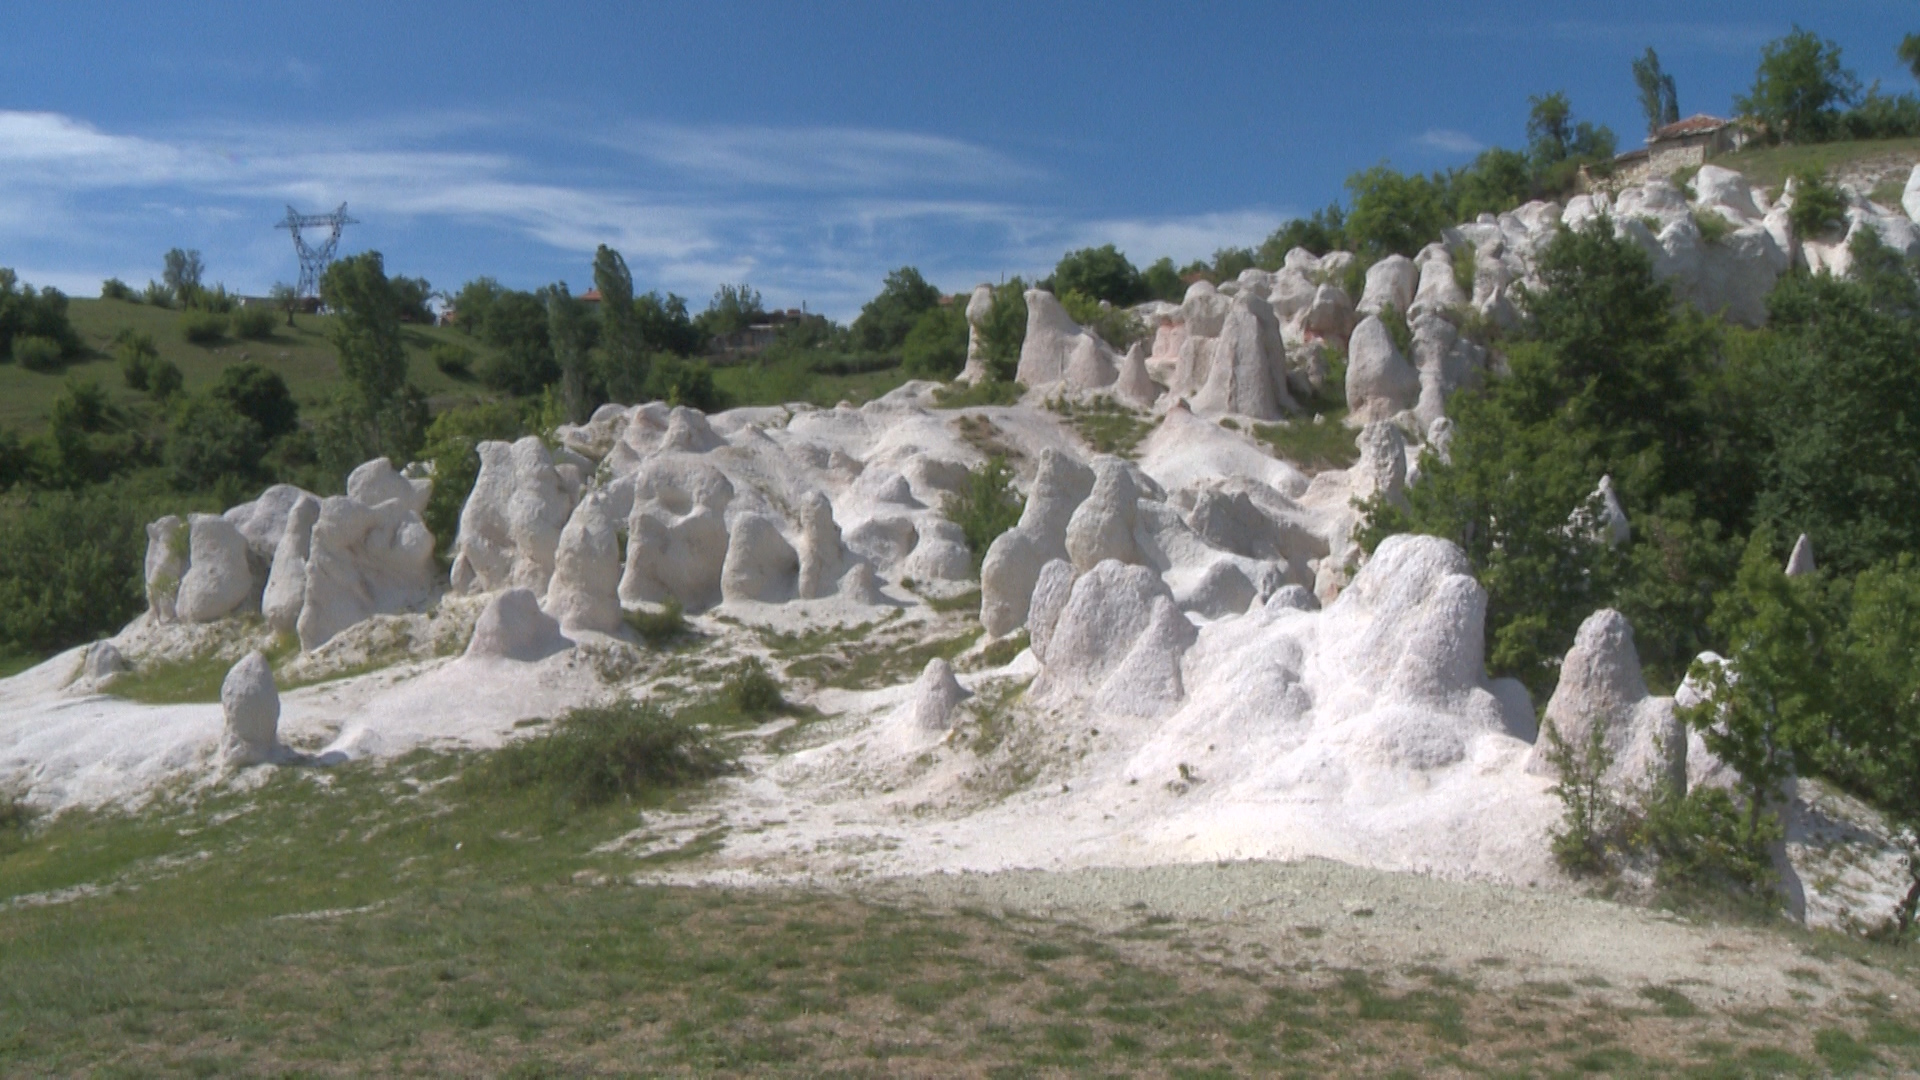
<box><xmin>0</xmin><ymin>298</ymin><xmax>508</xmax><ymax>434</ymax></box>
<box><xmin>1702</xmin><ymin>136</ymin><xmax>1920</xmax><ymax>202</ymax></box>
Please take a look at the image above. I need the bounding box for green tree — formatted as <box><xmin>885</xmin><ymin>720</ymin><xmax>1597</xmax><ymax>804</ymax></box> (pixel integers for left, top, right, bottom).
<box><xmin>1831</xmin><ymin>557</ymin><xmax>1920</xmax><ymax>932</ymax></box>
<box><xmin>320</xmin><ymin>251</ymin><xmax>409</xmax><ymax>407</ymax></box>
<box><xmin>697</xmin><ymin>283</ymin><xmax>764</xmax><ymax>340</ymax></box>
<box><xmin>1526</xmin><ymin>92</ymin><xmax>1617</xmax><ymax>189</ymax></box>
<box><xmin>900</xmin><ymin>303</ymin><xmax>969</xmax><ymax>380</ymax></box>
<box><xmin>167</xmin><ymin>395</ymin><xmax>267</xmax><ymax>494</ymax></box>
<box><xmin>211</xmin><ymin>361</ymin><xmax>299</xmax><ymax>442</ymax></box>
<box><xmin>0</xmin><ymin>268</ymin><xmax>81</xmax><ymax>361</ymax></box>
<box><xmin>1343</xmin><ymin>166</ymin><xmax>1450</xmax><ymax>260</ymax></box>
<box><xmin>419</xmin><ymin>401</ymin><xmax>527</xmax><ymax>559</ymax></box>
<box><xmin>1902</xmin><ymin>33</ymin><xmax>1920</xmax><ymax>85</ymax></box>
<box><xmin>161</xmin><ymin>248</ymin><xmax>204</xmax><ymax>305</ymax></box>
<box><xmin>1259</xmin><ymin>206</ymin><xmax>1347</xmax><ymax>265</ymax></box>
<box><xmin>544</xmin><ymin>283</ymin><xmax>596</xmax><ymax>423</ymax></box>
<box><xmin>476</xmin><ymin>288</ymin><xmax>559</xmax><ymax>395</ymax></box>
<box><xmin>1632</xmin><ymin>47</ymin><xmax>1681</xmax><ymax>134</ymax></box>
<box><xmin>974</xmin><ymin>278</ymin><xmax>1027</xmax><ymax>383</ymax></box>
<box><xmin>269</xmin><ymin>282</ymin><xmax>301</xmax><ymax>327</ymax></box>
<box><xmin>1142</xmin><ymin>257</ymin><xmax>1187</xmax><ymax>302</ymax></box>
<box><xmin>1449</xmin><ymin>147</ymin><xmax>1534</xmax><ymax>221</ymax></box>
<box><xmin>593</xmin><ymin>245</ymin><xmax>649</xmax><ymax>404</ymax></box>
<box><xmin>1736</xmin><ymin>26</ymin><xmax>1860</xmax><ymax>143</ymax></box>
<box><xmin>1051</xmin><ymin>245</ymin><xmax>1145</xmax><ymax>306</ymax></box>
<box><xmin>851</xmin><ymin>267</ymin><xmax>941</xmax><ymax>353</ymax></box>
<box><xmin>633</xmin><ymin>291</ymin><xmax>703</xmax><ymax>357</ymax></box>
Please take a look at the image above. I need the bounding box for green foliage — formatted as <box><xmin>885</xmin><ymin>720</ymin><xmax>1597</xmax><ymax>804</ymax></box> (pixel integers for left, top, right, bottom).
<box><xmin>147</xmin><ymin>358</ymin><xmax>183</xmax><ymax>402</ymax></box>
<box><xmin>1738</xmin><ymin>26</ymin><xmax>1861</xmax><ymax>144</ymax></box>
<box><xmin>1785</xmin><ymin>169</ymin><xmax>1848</xmax><ymax>238</ymax></box>
<box><xmin>12</xmin><ymin>335</ymin><xmax>64</xmax><ymax>372</ymax></box>
<box><xmin>930</xmin><ymin>377</ymin><xmax>1023</xmax><ymax>409</ymax></box>
<box><xmin>900</xmin><ymin>303</ymin><xmax>969</xmax><ymax>380</ymax></box>
<box><xmin>623</xmin><ymin>598</ymin><xmax>688</xmax><ymax>647</ymax></box>
<box><xmin>974</xmin><ymin>278</ymin><xmax>1027</xmax><ymax>383</ymax></box>
<box><xmin>1525</xmin><ymin>92</ymin><xmax>1618</xmax><ymax>191</ymax></box>
<box><xmin>321</xmin><ymin>251</ymin><xmax>411</xmax><ymax>407</ymax></box>
<box><xmin>430</xmin><ymin>342</ymin><xmax>474</xmax><ymax>380</ymax></box>
<box><xmin>1542</xmin><ymin>719</ymin><xmax>1616</xmax><ymax>875</ymax></box>
<box><xmin>1050</xmin><ymin>245</ymin><xmax>1145</xmax><ymax>306</ymax></box>
<box><xmin>1451</xmin><ymin>245</ymin><xmax>1477</xmax><ymax>298</ymax></box>
<box><xmin>471</xmin><ymin>286</ymin><xmax>558</xmax><ymax>395</ymax></box>
<box><xmin>724</xmin><ymin>658</ymin><xmax>784</xmax><ymax>716</ymax></box>
<box><xmin>99</xmin><ymin>278</ymin><xmax>137</xmax><ymax>303</ymax></box>
<box><xmin>851</xmin><ymin>267</ymin><xmax>940</xmax><ymax>353</ymax></box>
<box><xmin>1633</xmin><ymin>47</ymin><xmax>1681</xmax><ymax>134</ymax></box>
<box><xmin>1344</xmin><ymin>165</ymin><xmax>1451</xmax><ymax>260</ymax></box>
<box><xmin>696</xmin><ymin>283</ymin><xmax>764</xmax><ymax>340</ymax></box>
<box><xmin>161</xmin><ymin>248</ymin><xmax>203</xmax><ymax>301</ymax></box>
<box><xmin>177</xmin><ymin>310</ymin><xmax>227</xmax><ymax>345</ymax></box>
<box><xmin>544</xmin><ymin>282</ymin><xmax>596</xmax><ymax>423</ymax></box>
<box><xmin>1142</xmin><ymin>256</ymin><xmax>1186</xmax><ymax>302</ymax></box>
<box><xmin>467</xmin><ymin>699</ymin><xmax>733</xmax><ymax>809</ymax></box>
<box><xmin>593</xmin><ymin>244</ymin><xmax>649</xmax><ymax>401</ymax></box>
<box><xmin>166</xmin><ymin>395</ymin><xmax>268</xmax><ymax>493</ymax></box>
<box><xmin>211</xmin><ymin>361</ymin><xmax>299</xmax><ymax>442</ymax></box>
<box><xmin>1250</xmin><ymin>414</ymin><xmax>1359</xmax><ymax>473</ymax></box>
<box><xmin>1692</xmin><ymin>209</ymin><xmax>1735</xmax><ymax>245</ymax></box>
<box><xmin>230</xmin><ymin>305</ymin><xmax>276</xmax><ymax>341</ymax></box>
<box><xmin>1635</xmin><ymin>785</ymin><xmax>1781</xmax><ymax>901</ymax></box>
<box><xmin>419</xmin><ymin>401</ymin><xmax>527</xmax><ymax>558</ymax></box>
<box><xmin>1047</xmin><ymin>393</ymin><xmax>1154</xmax><ymax>458</ymax></box>
<box><xmin>1058</xmin><ymin>290</ymin><xmax>1146</xmax><ymax>350</ymax></box>
<box><xmin>0</xmin><ymin>269</ymin><xmax>80</xmax><ymax>363</ymax></box>
<box><xmin>118</xmin><ymin>332</ymin><xmax>155</xmax><ymax>390</ymax></box>
<box><xmin>269</xmin><ymin>282</ymin><xmax>301</xmax><ymax>326</ymax></box>
<box><xmin>1902</xmin><ymin>33</ymin><xmax>1920</xmax><ymax>85</ymax></box>
<box><xmin>1260</xmin><ymin>205</ymin><xmax>1348</xmax><ymax>263</ymax></box>
<box><xmin>944</xmin><ymin>456</ymin><xmax>1024</xmax><ymax>572</ymax></box>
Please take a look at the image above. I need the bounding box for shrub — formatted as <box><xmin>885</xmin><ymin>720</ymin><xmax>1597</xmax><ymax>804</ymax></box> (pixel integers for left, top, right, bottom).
<box><xmin>930</xmin><ymin>377</ymin><xmax>1023</xmax><ymax>409</ymax></box>
<box><xmin>230</xmin><ymin>305</ymin><xmax>276</xmax><ymax>340</ymax></box>
<box><xmin>12</xmin><ymin>335</ymin><xmax>63</xmax><ymax>372</ymax></box>
<box><xmin>1635</xmin><ymin>785</ymin><xmax>1780</xmax><ymax>900</ymax></box>
<box><xmin>469</xmin><ymin>699</ymin><xmax>733</xmax><ymax>808</ymax></box>
<box><xmin>624</xmin><ymin>598</ymin><xmax>688</xmax><ymax>647</ymax></box>
<box><xmin>974</xmin><ymin>279</ymin><xmax>1027</xmax><ymax>383</ymax></box>
<box><xmin>1693</xmin><ymin>210</ymin><xmax>1735</xmax><ymax>246</ymax></box>
<box><xmin>900</xmin><ymin>304</ymin><xmax>969</xmax><ymax>380</ymax></box>
<box><xmin>1060</xmin><ymin>290</ymin><xmax>1146</xmax><ymax>350</ymax></box>
<box><xmin>1787</xmin><ymin>170</ymin><xmax>1848</xmax><ymax>239</ymax></box>
<box><xmin>211</xmin><ymin>361</ymin><xmax>298</xmax><ymax>441</ymax></box>
<box><xmin>1050</xmin><ymin>244</ymin><xmax>1146</xmax><ymax>306</ymax></box>
<box><xmin>725</xmin><ymin>658</ymin><xmax>785</xmax><ymax>717</ymax></box>
<box><xmin>0</xmin><ymin>792</ymin><xmax>30</xmax><ymax>855</ymax></box>
<box><xmin>431</xmin><ymin>342</ymin><xmax>475</xmax><ymax>380</ymax></box>
<box><xmin>141</xmin><ymin>280</ymin><xmax>173</xmax><ymax>308</ymax></box>
<box><xmin>1542</xmin><ymin>719</ymin><xmax>1618</xmax><ymax>874</ymax></box>
<box><xmin>178</xmin><ymin>310</ymin><xmax>227</xmax><ymax>345</ymax></box>
<box><xmin>1377</xmin><ymin>302</ymin><xmax>1414</xmax><ymax>356</ymax></box>
<box><xmin>943</xmin><ymin>456</ymin><xmax>1024</xmax><ymax>571</ymax></box>
<box><xmin>1451</xmin><ymin>245</ymin><xmax>1478</xmax><ymax>298</ymax></box>
<box><xmin>100</xmin><ymin>278</ymin><xmax>137</xmax><ymax>303</ymax></box>
<box><xmin>148</xmin><ymin>359</ymin><xmax>184</xmax><ymax>401</ymax></box>
<box><xmin>114</xmin><ymin>329</ymin><xmax>158</xmax><ymax>393</ymax></box>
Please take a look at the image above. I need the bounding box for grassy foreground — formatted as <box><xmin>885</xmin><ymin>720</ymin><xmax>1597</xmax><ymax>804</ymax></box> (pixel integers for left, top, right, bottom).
<box><xmin>3</xmin><ymin>744</ymin><xmax>1919</xmax><ymax>1077</ymax></box>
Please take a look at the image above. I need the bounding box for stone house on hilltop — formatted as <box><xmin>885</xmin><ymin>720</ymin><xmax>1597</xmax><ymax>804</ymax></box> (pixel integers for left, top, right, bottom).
<box><xmin>1587</xmin><ymin>114</ymin><xmax>1745</xmax><ymax>191</ymax></box>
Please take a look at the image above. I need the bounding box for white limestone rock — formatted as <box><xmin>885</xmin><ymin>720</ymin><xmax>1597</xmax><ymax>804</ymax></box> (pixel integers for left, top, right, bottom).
<box><xmin>260</xmin><ymin>494</ymin><xmax>320</xmax><ymax>636</ymax></box>
<box><xmin>1191</xmin><ymin>292</ymin><xmax>1294</xmax><ymax>420</ymax></box>
<box><xmin>220</xmin><ymin>651</ymin><xmax>281</xmax><ymax>766</ymax></box>
<box><xmin>900</xmin><ymin>518</ymin><xmax>974</xmax><ymax>583</ymax></box>
<box><xmin>1357</xmin><ymin>255</ymin><xmax>1417</xmax><ymax>317</ymax></box>
<box><xmin>1091</xmin><ymin>595</ymin><xmax>1197</xmax><ymax>718</ymax></box>
<box><xmin>1409</xmin><ymin>243</ymin><xmax>1469</xmax><ymax>317</ymax></box>
<box><xmin>795</xmin><ymin>492</ymin><xmax>852</xmax><ymax>600</ymax></box>
<box><xmin>1344</xmin><ymin>315</ymin><xmax>1419</xmax><ymax>425</ymax></box>
<box><xmin>1017</xmin><ymin>289</ymin><xmax>1119</xmax><ymax>390</ymax></box>
<box><xmin>1351</xmin><ymin>422</ymin><xmax>1408</xmax><ymax>511</ymax></box>
<box><xmin>1905</xmin><ymin>165</ymin><xmax>1920</xmax><ymax>225</ymax></box>
<box><xmin>1526</xmin><ymin>609</ymin><xmax>1686</xmax><ymax>798</ymax></box>
<box><xmin>347</xmin><ymin>457</ymin><xmax>431</xmax><ymax>516</ymax></box>
<box><xmin>295</xmin><ymin>494</ymin><xmax>437</xmax><ymax>652</ymax></box>
<box><xmin>176</xmin><ymin>514</ymin><xmax>255</xmax><ymax>624</ymax></box>
<box><xmin>960</xmin><ymin>284</ymin><xmax>995</xmax><ymax>383</ymax></box>
<box><xmin>464</xmin><ymin>587</ymin><xmax>571</xmax><ymax>662</ymax></box>
<box><xmin>980</xmin><ymin>449</ymin><xmax>1096</xmax><ymax>636</ymax></box>
<box><xmin>1064</xmin><ymin>457</ymin><xmax>1143</xmax><ymax>571</ymax></box>
<box><xmin>1025</xmin><ymin>558</ymin><xmax>1078</xmax><ymax>664</ymax></box>
<box><xmin>144</xmin><ymin>515</ymin><xmax>187</xmax><ymax>623</ymax></box>
<box><xmin>903</xmin><ymin>658</ymin><xmax>969</xmax><ymax>732</ymax></box>
<box><xmin>1113</xmin><ymin>340</ymin><xmax>1161</xmax><ymax>408</ymax></box>
<box><xmin>1409</xmin><ymin>311</ymin><xmax>1486</xmax><ymax>430</ymax></box>
<box><xmin>450</xmin><ymin>437</ymin><xmax>572</xmax><ymax>599</ymax></box>
<box><xmin>544</xmin><ymin>492</ymin><xmax>624</xmax><ymax>635</ymax></box>
<box><xmin>1785</xmin><ymin>534</ymin><xmax>1815</xmax><ymax>577</ymax></box>
<box><xmin>839</xmin><ymin>561</ymin><xmax>886</xmax><ymax>606</ymax></box>
<box><xmin>1031</xmin><ymin>559</ymin><xmax>1178</xmax><ymax>708</ymax></box>
<box><xmin>721</xmin><ymin>513</ymin><xmax>800</xmax><ymax>604</ymax></box>
<box><xmin>82</xmin><ymin>641</ymin><xmax>128</xmax><ymax>684</ymax></box>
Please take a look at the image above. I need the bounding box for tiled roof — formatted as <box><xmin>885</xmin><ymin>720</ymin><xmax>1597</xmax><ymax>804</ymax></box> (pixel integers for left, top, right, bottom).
<box><xmin>1651</xmin><ymin>114</ymin><xmax>1729</xmax><ymax>141</ymax></box>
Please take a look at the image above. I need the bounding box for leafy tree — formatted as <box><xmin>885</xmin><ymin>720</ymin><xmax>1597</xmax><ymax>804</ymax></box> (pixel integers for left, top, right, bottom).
<box><xmin>451</xmin><ymin>277</ymin><xmax>504</xmax><ymax>338</ymax></box>
<box><xmin>1343</xmin><ymin>166</ymin><xmax>1450</xmax><ymax>260</ymax></box>
<box><xmin>1060</xmin><ymin>290</ymin><xmax>1145</xmax><ymax>350</ymax></box>
<box><xmin>697</xmin><ymin>283</ymin><xmax>764</xmax><ymax>340</ymax></box>
<box><xmin>544</xmin><ymin>283</ymin><xmax>596</xmax><ymax>423</ymax></box>
<box><xmin>1142</xmin><ymin>257</ymin><xmax>1186</xmax><ymax>302</ymax></box>
<box><xmin>100</xmin><ymin>278</ymin><xmax>137</xmax><ymax>303</ymax></box>
<box><xmin>1449</xmin><ymin>147</ymin><xmax>1534</xmax><ymax>221</ymax></box>
<box><xmin>633</xmin><ymin>291</ymin><xmax>703</xmax><ymax>357</ymax></box>
<box><xmin>1260</xmin><ymin>206</ymin><xmax>1347</xmax><ymax>265</ymax></box>
<box><xmin>1526</xmin><ymin>92</ymin><xmax>1616</xmax><ymax>190</ymax></box>
<box><xmin>0</xmin><ymin>268</ymin><xmax>81</xmax><ymax>361</ymax></box>
<box><xmin>419</xmin><ymin>401</ymin><xmax>527</xmax><ymax>558</ymax></box>
<box><xmin>1632</xmin><ymin>47</ymin><xmax>1681</xmax><ymax>134</ymax></box>
<box><xmin>1751</xmin><ymin>233</ymin><xmax>1920</xmax><ymax>574</ymax></box>
<box><xmin>167</xmin><ymin>395</ymin><xmax>267</xmax><ymax>494</ymax></box>
<box><xmin>1903</xmin><ymin>33</ymin><xmax>1920</xmax><ymax>85</ymax></box>
<box><xmin>900</xmin><ymin>303</ymin><xmax>969</xmax><ymax>380</ymax></box>
<box><xmin>389</xmin><ymin>276</ymin><xmax>435</xmax><ymax>324</ymax></box>
<box><xmin>1051</xmin><ymin>245</ymin><xmax>1145</xmax><ymax>307</ymax></box>
<box><xmin>270</xmin><ymin>282</ymin><xmax>301</xmax><ymax>327</ymax></box>
<box><xmin>1830</xmin><ymin>557</ymin><xmax>1920</xmax><ymax>932</ymax></box>
<box><xmin>211</xmin><ymin>361</ymin><xmax>298</xmax><ymax>442</ymax></box>
<box><xmin>1681</xmin><ymin>530</ymin><xmax>1830</xmax><ymax>848</ymax></box>
<box><xmin>1736</xmin><ymin>26</ymin><xmax>1860</xmax><ymax>143</ymax></box>
<box><xmin>320</xmin><ymin>252</ymin><xmax>410</xmax><ymax>407</ymax></box>
<box><xmin>974</xmin><ymin>278</ymin><xmax>1027</xmax><ymax>383</ymax></box>
<box><xmin>161</xmin><ymin>248</ymin><xmax>204</xmax><ymax>304</ymax></box>
<box><xmin>1209</xmin><ymin>247</ymin><xmax>1256</xmax><ymax>282</ymax></box>
<box><xmin>593</xmin><ymin>245</ymin><xmax>649</xmax><ymax>404</ymax></box>
<box><xmin>475</xmin><ymin>288</ymin><xmax>559</xmax><ymax>395</ymax></box>
<box><xmin>851</xmin><ymin>267</ymin><xmax>940</xmax><ymax>353</ymax></box>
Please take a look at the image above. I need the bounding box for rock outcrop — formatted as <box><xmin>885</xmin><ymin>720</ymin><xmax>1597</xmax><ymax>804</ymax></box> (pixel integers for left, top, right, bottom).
<box><xmin>220</xmin><ymin>651</ymin><xmax>281</xmax><ymax>766</ymax></box>
<box><xmin>1526</xmin><ymin>609</ymin><xmax>1686</xmax><ymax>798</ymax></box>
<box><xmin>450</xmin><ymin>436</ymin><xmax>573</xmax><ymax>599</ymax></box>
<box><xmin>465</xmin><ymin>587</ymin><xmax>571</xmax><ymax>662</ymax></box>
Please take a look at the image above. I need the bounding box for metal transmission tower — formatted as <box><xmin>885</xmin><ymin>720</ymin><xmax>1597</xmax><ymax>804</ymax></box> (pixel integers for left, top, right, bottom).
<box><xmin>276</xmin><ymin>203</ymin><xmax>358</xmax><ymax>299</ymax></box>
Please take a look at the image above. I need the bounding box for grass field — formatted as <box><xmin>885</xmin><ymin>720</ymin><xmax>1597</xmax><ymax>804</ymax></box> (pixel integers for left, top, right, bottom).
<box><xmin>4</xmin><ymin>747</ymin><xmax>1918</xmax><ymax>1076</ymax></box>
<box><xmin>0</xmin><ymin>297</ymin><xmax>511</xmax><ymax>434</ymax></box>
<box><xmin>1700</xmin><ymin>136</ymin><xmax>1920</xmax><ymax>200</ymax></box>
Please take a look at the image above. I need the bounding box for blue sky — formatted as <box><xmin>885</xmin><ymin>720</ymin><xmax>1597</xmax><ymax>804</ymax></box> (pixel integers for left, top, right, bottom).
<box><xmin>1</xmin><ymin>1</ymin><xmax>1912</xmax><ymax>320</ymax></box>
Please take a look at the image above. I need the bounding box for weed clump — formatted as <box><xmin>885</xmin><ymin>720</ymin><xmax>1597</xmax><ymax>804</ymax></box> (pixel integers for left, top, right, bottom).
<box><xmin>931</xmin><ymin>378</ymin><xmax>1023</xmax><ymax>409</ymax></box>
<box><xmin>624</xmin><ymin>598</ymin><xmax>689</xmax><ymax>647</ymax></box>
<box><xmin>944</xmin><ymin>456</ymin><xmax>1024</xmax><ymax>571</ymax></box>
<box><xmin>725</xmin><ymin>658</ymin><xmax>785</xmax><ymax>716</ymax></box>
<box><xmin>471</xmin><ymin>700</ymin><xmax>733</xmax><ymax>807</ymax></box>
<box><xmin>0</xmin><ymin>792</ymin><xmax>35</xmax><ymax>855</ymax></box>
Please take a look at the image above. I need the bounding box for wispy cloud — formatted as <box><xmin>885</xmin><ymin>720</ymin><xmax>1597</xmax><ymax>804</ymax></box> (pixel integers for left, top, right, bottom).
<box><xmin>616</xmin><ymin>124</ymin><xmax>1040</xmax><ymax>190</ymax></box>
<box><xmin>1415</xmin><ymin>128</ymin><xmax>1485</xmax><ymax>155</ymax></box>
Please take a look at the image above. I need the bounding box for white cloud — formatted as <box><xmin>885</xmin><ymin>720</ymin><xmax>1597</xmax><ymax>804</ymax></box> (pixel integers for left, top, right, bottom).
<box><xmin>1415</xmin><ymin>128</ymin><xmax>1486</xmax><ymax>155</ymax></box>
<box><xmin>617</xmin><ymin>124</ymin><xmax>1040</xmax><ymax>190</ymax></box>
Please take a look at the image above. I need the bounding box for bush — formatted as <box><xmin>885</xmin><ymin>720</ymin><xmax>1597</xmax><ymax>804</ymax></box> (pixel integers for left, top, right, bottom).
<box><xmin>148</xmin><ymin>359</ymin><xmax>184</xmax><ymax>401</ymax></box>
<box><xmin>469</xmin><ymin>699</ymin><xmax>733</xmax><ymax>808</ymax></box>
<box><xmin>0</xmin><ymin>793</ymin><xmax>31</xmax><ymax>855</ymax></box>
<box><xmin>1059</xmin><ymin>290</ymin><xmax>1146</xmax><ymax>350</ymax></box>
<box><xmin>1050</xmin><ymin>244</ymin><xmax>1145</xmax><ymax>306</ymax></box>
<box><xmin>431</xmin><ymin>342</ymin><xmax>475</xmax><ymax>380</ymax></box>
<box><xmin>1693</xmin><ymin>210</ymin><xmax>1735</xmax><ymax>245</ymax></box>
<box><xmin>930</xmin><ymin>377</ymin><xmax>1023</xmax><ymax>409</ymax></box>
<box><xmin>1787</xmin><ymin>170</ymin><xmax>1848</xmax><ymax>239</ymax></box>
<box><xmin>211</xmin><ymin>361</ymin><xmax>298</xmax><ymax>441</ymax></box>
<box><xmin>100</xmin><ymin>278</ymin><xmax>137</xmax><ymax>303</ymax></box>
<box><xmin>178</xmin><ymin>310</ymin><xmax>228</xmax><ymax>345</ymax></box>
<box><xmin>141</xmin><ymin>280</ymin><xmax>173</xmax><ymax>308</ymax></box>
<box><xmin>901</xmin><ymin>304</ymin><xmax>969</xmax><ymax>380</ymax></box>
<box><xmin>1542</xmin><ymin>719</ymin><xmax>1618</xmax><ymax>874</ymax></box>
<box><xmin>624</xmin><ymin>598</ymin><xmax>688</xmax><ymax>647</ymax></box>
<box><xmin>230</xmin><ymin>305</ymin><xmax>276</xmax><ymax>340</ymax></box>
<box><xmin>167</xmin><ymin>395</ymin><xmax>267</xmax><ymax>492</ymax></box>
<box><xmin>12</xmin><ymin>335</ymin><xmax>63</xmax><ymax>372</ymax></box>
<box><xmin>974</xmin><ymin>279</ymin><xmax>1027</xmax><ymax>383</ymax></box>
<box><xmin>419</xmin><ymin>401</ymin><xmax>527</xmax><ymax>558</ymax></box>
<box><xmin>724</xmin><ymin>658</ymin><xmax>785</xmax><ymax>716</ymax></box>
<box><xmin>944</xmin><ymin>456</ymin><xmax>1024</xmax><ymax>571</ymax></box>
